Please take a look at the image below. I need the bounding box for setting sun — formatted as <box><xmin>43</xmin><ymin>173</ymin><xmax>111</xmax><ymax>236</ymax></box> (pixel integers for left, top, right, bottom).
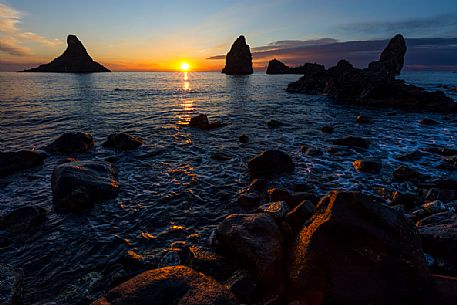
<box><xmin>180</xmin><ymin>62</ymin><xmax>190</xmax><ymax>71</ymax></box>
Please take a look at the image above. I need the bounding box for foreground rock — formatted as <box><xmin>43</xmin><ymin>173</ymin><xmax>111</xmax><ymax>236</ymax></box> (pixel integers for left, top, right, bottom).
<box><xmin>0</xmin><ymin>264</ymin><xmax>22</xmax><ymax>305</ymax></box>
<box><xmin>91</xmin><ymin>265</ymin><xmax>237</xmax><ymax>305</ymax></box>
<box><xmin>103</xmin><ymin>133</ymin><xmax>143</xmax><ymax>150</ymax></box>
<box><xmin>287</xmin><ymin>34</ymin><xmax>456</xmax><ymax>112</ymax></box>
<box><xmin>216</xmin><ymin>214</ymin><xmax>283</xmax><ymax>288</ymax></box>
<box><xmin>266</xmin><ymin>59</ymin><xmax>325</xmax><ymax>75</ymax></box>
<box><xmin>222</xmin><ymin>35</ymin><xmax>253</xmax><ymax>75</ymax></box>
<box><xmin>51</xmin><ymin>160</ymin><xmax>119</xmax><ymax>212</ymax></box>
<box><xmin>290</xmin><ymin>191</ymin><xmax>430</xmax><ymax>304</ymax></box>
<box><xmin>0</xmin><ymin>150</ymin><xmax>46</xmax><ymax>176</ymax></box>
<box><xmin>353</xmin><ymin>159</ymin><xmax>382</xmax><ymax>173</ymax></box>
<box><xmin>0</xmin><ymin>206</ymin><xmax>46</xmax><ymax>234</ymax></box>
<box><xmin>46</xmin><ymin>132</ymin><xmax>95</xmax><ymax>154</ymax></box>
<box><xmin>248</xmin><ymin>150</ymin><xmax>294</xmax><ymax>178</ymax></box>
<box><xmin>189</xmin><ymin>114</ymin><xmax>226</xmax><ymax>130</ymax></box>
<box><xmin>24</xmin><ymin>35</ymin><xmax>110</xmax><ymax>73</ymax></box>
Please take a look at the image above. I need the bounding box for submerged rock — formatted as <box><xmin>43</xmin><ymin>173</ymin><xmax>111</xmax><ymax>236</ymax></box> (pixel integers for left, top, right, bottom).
<box><xmin>393</xmin><ymin>165</ymin><xmax>422</xmax><ymax>181</ymax></box>
<box><xmin>46</xmin><ymin>132</ymin><xmax>95</xmax><ymax>154</ymax></box>
<box><xmin>239</xmin><ymin>134</ymin><xmax>249</xmax><ymax>143</ymax></box>
<box><xmin>248</xmin><ymin>150</ymin><xmax>294</xmax><ymax>178</ymax></box>
<box><xmin>0</xmin><ymin>150</ymin><xmax>46</xmax><ymax>176</ymax></box>
<box><xmin>287</xmin><ymin>34</ymin><xmax>456</xmax><ymax>112</ymax></box>
<box><xmin>0</xmin><ymin>264</ymin><xmax>22</xmax><ymax>305</ymax></box>
<box><xmin>103</xmin><ymin>133</ymin><xmax>143</xmax><ymax>150</ymax></box>
<box><xmin>51</xmin><ymin>160</ymin><xmax>119</xmax><ymax>212</ymax></box>
<box><xmin>24</xmin><ymin>35</ymin><xmax>110</xmax><ymax>73</ymax></box>
<box><xmin>0</xmin><ymin>206</ymin><xmax>46</xmax><ymax>234</ymax></box>
<box><xmin>222</xmin><ymin>35</ymin><xmax>253</xmax><ymax>75</ymax></box>
<box><xmin>189</xmin><ymin>114</ymin><xmax>226</xmax><ymax>130</ymax></box>
<box><xmin>290</xmin><ymin>191</ymin><xmax>430</xmax><ymax>304</ymax></box>
<box><xmin>91</xmin><ymin>265</ymin><xmax>238</xmax><ymax>305</ymax></box>
<box><xmin>332</xmin><ymin>136</ymin><xmax>369</xmax><ymax>148</ymax></box>
<box><xmin>353</xmin><ymin>159</ymin><xmax>382</xmax><ymax>173</ymax></box>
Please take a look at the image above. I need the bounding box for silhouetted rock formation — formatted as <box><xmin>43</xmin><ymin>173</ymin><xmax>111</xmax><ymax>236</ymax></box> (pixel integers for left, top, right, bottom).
<box><xmin>24</xmin><ymin>35</ymin><xmax>110</xmax><ymax>73</ymax></box>
<box><xmin>222</xmin><ymin>35</ymin><xmax>253</xmax><ymax>75</ymax></box>
<box><xmin>266</xmin><ymin>59</ymin><xmax>325</xmax><ymax>75</ymax></box>
<box><xmin>287</xmin><ymin>34</ymin><xmax>456</xmax><ymax>112</ymax></box>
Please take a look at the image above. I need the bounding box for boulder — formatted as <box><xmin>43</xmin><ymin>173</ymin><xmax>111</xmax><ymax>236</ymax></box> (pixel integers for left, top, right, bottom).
<box><xmin>103</xmin><ymin>133</ymin><xmax>143</xmax><ymax>150</ymax></box>
<box><xmin>51</xmin><ymin>160</ymin><xmax>119</xmax><ymax>212</ymax></box>
<box><xmin>0</xmin><ymin>206</ymin><xmax>46</xmax><ymax>234</ymax></box>
<box><xmin>257</xmin><ymin>201</ymin><xmax>290</xmax><ymax>221</ymax></box>
<box><xmin>238</xmin><ymin>191</ymin><xmax>261</xmax><ymax>208</ymax></box>
<box><xmin>24</xmin><ymin>34</ymin><xmax>110</xmax><ymax>73</ymax></box>
<box><xmin>247</xmin><ymin>150</ymin><xmax>294</xmax><ymax>178</ymax></box>
<box><xmin>224</xmin><ymin>269</ymin><xmax>258</xmax><ymax>304</ymax></box>
<box><xmin>90</xmin><ymin>265</ymin><xmax>238</xmax><ymax>305</ymax></box>
<box><xmin>189</xmin><ymin>114</ymin><xmax>226</xmax><ymax>130</ymax></box>
<box><xmin>353</xmin><ymin>159</ymin><xmax>382</xmax><ymax>173</ymax></box>
<box><xmin>391</xmin><ymin>191</ymin><xmax>421</xmax><ymax>211</ymax></box>
<box><xmin>0</xmin><ymin>264</ymin><xmax>22</xmax><ymax>305</ymax></box>
<box><xmin>46</xmin><ymin>132</ymin><xmax>95</xmax><ymax>154</ymax></box>
<box><xmin>300</xmin><ymin>145</ymin><xmax>323</xmax><ymax>157</ymax></box>
<box><xmin>290</xmin><ymin>191</ymin><xmax>430</xmax><ymax>305</ymax></box>
<box><xmin>0</xmin><ymin>150</ymin><xmax>46</xmax><ymax>176</ymax></box>
<box><xmin>222</xmin><ymin>35</ymin><xmax>253</xmax><ymax>75</ymax></box>
<box><xmin>216</xmin><ymin>214</ymin><xmax>283</xmax><ymax>287</ymax></box>
<box><xmin>332</xmin><ymin>136</ymin><xmax>369</xmax><ymax>148</ymax></box>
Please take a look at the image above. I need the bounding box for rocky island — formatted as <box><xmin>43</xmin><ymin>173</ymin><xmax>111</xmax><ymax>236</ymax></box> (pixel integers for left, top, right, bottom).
<box><xmin>286</xmin><ymin>34</ymin><xmax>456</xmax><ymax>112</ymax></box>
<box><xmin>222</xmin><ymin>35</ymin><xmax>253</xmax><ymax>75</ymax></box>
<box><xmin>23</xmin><ymin>35</ymin><xmax>110</xmax><ymax>73</ymax></box>
<box><xmin>266</xmin><ymin>59</ymin><xmax>324</xmax><ymax>75</ymax></box>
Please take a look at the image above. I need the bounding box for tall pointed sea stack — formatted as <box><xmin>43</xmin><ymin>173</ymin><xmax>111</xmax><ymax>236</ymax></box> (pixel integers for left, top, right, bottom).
<box><xmin>24</xmin><ymin>34</ymin><xmax>110</xmax><ymax>73</ymax></box>
<box><xmin>222</xmin><ymin>35</ymin><xmax>253</xmax><ymax>75</ymax></box>
<box><xmin>368</xmin><ymin>34</ymin><xmax>407</xmax><ymax>78</ymax></box>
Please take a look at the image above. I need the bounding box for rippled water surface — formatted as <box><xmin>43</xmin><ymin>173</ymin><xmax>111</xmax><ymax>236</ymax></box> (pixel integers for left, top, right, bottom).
<box><xmin>0</xmin><ymin>71</ymin><xmax>456</xmax><ymax>304</ymax></box>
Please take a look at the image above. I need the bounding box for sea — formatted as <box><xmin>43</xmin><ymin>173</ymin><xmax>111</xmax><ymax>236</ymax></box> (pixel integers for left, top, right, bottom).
<box><xmin>0</xmin><ymin>71</ymin><xmax>456</xmax><ymax>304</ymax></box>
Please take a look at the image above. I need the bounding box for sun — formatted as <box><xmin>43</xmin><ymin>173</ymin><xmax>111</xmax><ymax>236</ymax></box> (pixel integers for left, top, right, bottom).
<box><xmin>180</xmin><ymin>62</ymin><xmax>190</xmax><ymax>71</ymax></box>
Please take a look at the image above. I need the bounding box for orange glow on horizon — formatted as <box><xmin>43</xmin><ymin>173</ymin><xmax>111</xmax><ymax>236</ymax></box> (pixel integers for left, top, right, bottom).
<box><xmin>180</xmin><ymin>62</ymin><xmax>190</xmax><ymax>71</ymax></box>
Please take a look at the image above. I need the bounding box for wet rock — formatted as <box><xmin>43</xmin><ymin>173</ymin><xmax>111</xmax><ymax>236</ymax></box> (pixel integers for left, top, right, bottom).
<box><xmin>238</xmin><ymin>191</ymin><xmax>261</xmax><ymax>208</ymax></box>
<box><xmin>284</xmin><ymin>200</ymin><xmax>314</xmax><ymax>231</ymax></box>
<box><xmin>332</xmin><ymin>136</ymin><xmax>369</xmax><ymax>148</ymax></box>
<box><xmin>103</xmin><ymin>133</ymin><xmax>143</xmax><ymax>150</ymax></box>
<box><xmin>425</xmin><ymin>188</ymin><xmax>457</xmax><ymax>203</ymax></box>
<box><xmin>423</xmin><ymin>146</ymin><xmax>457</xmax><ymax>157</ymax></box>
<box><xmin>290</xmin><ymin>191</ymin><xmax>430</xmax><ymax>304</ymax></box>
<box><xmin>24</xmin><ymin>34</ymin><xmax>110</xmax><ymax>73</ymax></box>
<box><xmin>91</xmin><ymin>265</ymin><xmax>238</xmax><ymax>305</ymax></box>
<box><xmin>289</xmin><ymin>192</ymin><xmax>320</xmax><ymax>207</ymax></box>
<box><xmin>321</xmin><ymin>125</ymin><xmax>334</xmax><ymax>133</ymax></box>
<box><xmin>326</xmin><ymin>145</ymin><xmax>353</xmax><ymax>156</ymax></box>
<box><xmin>393</xmin><ymin>165</ymin><xmax>422</xmax><ymax>181</ymax></box>
<box><xmin>0</xmin><ymin>264</ymin><xmax>22</xmax><ymax>305</ymax></box>
<box><xmin>159</xmin><ymin>244</ymin><xmax>192</xmax><ymax>267</ymax></box>
<box><xmin>258</xmin><ymin>201</ymin><xmax>290</xmax><ymax>221</ymax></box>
<box><xmin>239</xmin><ymin>134</ymin><xmax>249</xmax><ymax>143</ymax></box>
<box><xmin>267</xmin><ymin>188</ymin><xmax>290</xmax><ymax>202</ymax></box>
<box><xmin>222</xmin><ymin>35</ymin><xmax>253</xmax><ymax>75</ymax></box>
<box><xmin>0</xmin><ymin>206</ymin><xmax>46</xmax><ymax>234</ymax></box>
<box><xmin>0</xmin><ymin>150</ymin><xmax>46</xmax><ymax>177</ymax></box>
<box><xmin>189</xmin><ymin>247</ymin><xmax>240</xmax><ymax>283</ymax></box>
<box><xmin>420</xmin><ymin>118</ymin><xmax>439</xmax><ymax>126</ymax></box>
<box><xmin>267</xmin><ymin>119</ymin><xmax>284</xmax><ymax>128</ymax></box>
<box><xmin>248</xmin><ymin>150</ymin><xmax>294</xmax><ymax>178</ymax></box>
<box><xmin>248</xmin><ymin>178</ymin><xmax>269</xmax><ymax>192</ymax></box>
<box><xmin>46</xmin><ymin>132</ymin><xmax>95</xmax><ymax>154</ymax></box>
<box><xmin>395</xmin><ymin>150</ymin><xmax>424</xmax><ymax>161</ymax></box>
<box><xmin>216</xmin><ymin>214</ymin><xmax>283</xmax><ymax>288</ymax></box>
<box><xmin>355</xmin><ymin>115</ymin><xmax>371</xmax><ymax>123</ymax></box>
<box><xmin>422</xmin><ymin>200</ymin><xmax>448</xmax><ymax>214</ymax></box>
<box><xmin>300</xmin><ymin>145</ymin><xmax>323</xmax><ymax>157</ymax></box>
<box><xmin>225</xmin><ymin>269</ymin><xmax>258</xmax><ymax>304</ymax></box>
<box><xmin>418</xmin><ymin>274</ymin><xmax>457</xmax><ymax>305</ymax></box>
<box><xmin>353</xmin><ymin>159</ymin><xmax>382</xmax><ymax>173</ymax></box>
<box><xmin>119</xmin><ymin>250</ymin><xmax>158</xmax><ymax>275</ymax></box>
<box><xmin>189</xmin><ymin>114</ymin><xmax>226</xmax><ymax>130</ymax></box>
<box><xmin>51</xmin><ymin>160</ymin><xmax>119</xmax><ymax>213</ymax></box>
<box><xmin>211</xmin><ymin>152</ymin><xmax>232</xmax><ymax>161</ymax></box>
<box><xmin>391</xmin><ymin>191</ymin><xmax>421</xmax><ymax>211</ymax></box>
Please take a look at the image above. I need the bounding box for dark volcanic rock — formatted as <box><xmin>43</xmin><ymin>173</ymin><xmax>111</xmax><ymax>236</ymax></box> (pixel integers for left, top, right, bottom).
<box><xmin>393</xmin><ymin>165</ymin><xmax>422</xmax><ymax>181</ymax></box>
<box><xmin>0</xmin><ymin>206</ymin><xmax>46</xmax><ymax>234</ymax></box>
<box><xmin>189</xmin><ymin>114</ymin><xmax>226</xmax><ymax>130</ymax></box>
<box><xmin>91</xmin><ymin>265</ymin><xmax>238</xmax><ymax>305</ymax></box>
<box><xmin>419</xmin><ymin>118</ymin><xmax>439</xmax><ymax>126</ymax></box>
<box><xmin>24</xmin><ymin>35</ymin><xmax>110</xmax><ymax>73</ymax></box>
<box><xmin>0</xmin><ymin>150</ymin><xmax>46</xmax><ymax>177</ymax></box>
<box><xmin>103</xmin><ymin>133</ymin><xmax>143</xmax><ymax>150</ymax></box>
<box><xmin>267</xmin><ymin>119</ymin><xmax>284</xmax><ymax>128</ymax></box>
<box><xmin>266</xmin><ymin>59</ymin><xmax>325</xmax><ymax>75</ymax></box>
<box><xmin>0</xmin><ymin>264</ymin><xmax>22</xmax><ymax>305</ymax></box>
<box><xmin>51</xmin><ymin>160</ymin><xmax>119</xmax><ymax>213</ymax></box>
<box><xmin>239</xmin><ymin>134</ymin><xmax>249</xmax><ymax>143</ymax></box>
<box><xmin>222</xmin><ymin>35</ymin><xmax>253</xmax><ymax>75</ymax></box>
<box><xmin>46</xmin><ymin>132</ymin><xmax>95</xmax><ymax>154</ymax></box>
<box><xmin>216</xmin><ymin>214</ymin><xmax>283</xmax><ymax>288</ymax></box>
<box><xmin>286</xmin><ymin>34</ymin><xmax>456</xmax><ymax>112</ymax></box>
<box><xmin>353</xmin><ymin>159</ymin><xmax>382</xmax><ymax>173</ymax></box>
<box><xmin>321</xmin><ymin>125</ymin><xmax>334</xmax><ymax>133</ymax></box>
<box><xmin>248</xmin><ymin>150</ymin><xmax>294</xmax><ymax>178</ymax></box>
<box><xmin>290</xmin><ymin>191</ymin><xmax>430</xmax><ymax>304</ymax></box>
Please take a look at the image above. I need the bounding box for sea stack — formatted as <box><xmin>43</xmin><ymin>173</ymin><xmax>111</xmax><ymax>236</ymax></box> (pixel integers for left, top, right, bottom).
<box><xmin>222</xmin><ymin>35</ymin><xmax>253</xmax><ymax>75</ymax></box>
<box><xmin>24</xmin><ymin>34</ymin><xmax>110</xmax><ymax>73</ymax></box>
<box><xmin>266</xmin><ymin>59</ymin><xmax>325</xmax><ymax>75</ymax></box>
<box><xmin>368</xmin><ymin>34</ymin><xmax>407</xmax><ymax>78</ymax></box>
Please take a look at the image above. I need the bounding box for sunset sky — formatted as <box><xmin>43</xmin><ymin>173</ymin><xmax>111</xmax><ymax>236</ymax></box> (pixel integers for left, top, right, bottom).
<box><xmin>1</xmin><ymin>0</ymin><xmax>456</xmax><ymax>71</ymax></box>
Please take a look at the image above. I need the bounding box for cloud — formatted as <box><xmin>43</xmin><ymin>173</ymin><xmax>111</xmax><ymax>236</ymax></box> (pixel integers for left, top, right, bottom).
<box><xmin>0</xmin><ymin>3</ymin><xmax>62</xmax><ymax>57</ymax></box>
<box><xmin>208</xmin><ymin>37</ymin><xmax>457</xmax><ymax>71</ymax></box>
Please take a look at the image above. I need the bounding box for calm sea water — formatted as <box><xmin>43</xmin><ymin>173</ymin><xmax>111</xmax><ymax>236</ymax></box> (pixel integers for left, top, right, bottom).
<box><xmin>0</xmin><ymin>71</ymin><xmax>456</xmax><ymax>304</ymax></box>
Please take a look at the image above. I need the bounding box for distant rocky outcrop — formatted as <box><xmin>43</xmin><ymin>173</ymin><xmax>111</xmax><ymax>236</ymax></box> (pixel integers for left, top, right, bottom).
<box><xmin>266</xmin><ymin>59</ymin><xmax>325</xmax><ymax>75</ymax></box>
<box><xmin>222</xmin><ymin>35</ymin><xmax>253</xmax><ymax>75</ymax></box>
<box><xmin>24</xmin><ymin>35</ymin><xmax>110</xmax><ymax>73</ymax></box>
<box><xmin>287</xmin><ymin>34</ymin><xmax>456</xmax><ymax>112</ymax></box>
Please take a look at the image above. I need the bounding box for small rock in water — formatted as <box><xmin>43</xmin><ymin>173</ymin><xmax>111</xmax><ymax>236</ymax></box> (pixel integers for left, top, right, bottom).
<box><xmin>419</xmin><ymin>118</ymin><xmax>439</xmax><ymax>126</ymax></box>
<box><xmin>423</xmin><ymin>146</ymin><xmax>457</xmax><ymax>157</ymax></box>
<box><xmin>393</xmin><ymin>165</ymin><xmax>422</xmax><ymax>181</ymax></box>
<box><xmin>45</xmin><ymin>132</ymin><xmax>95</xmax><ymax>154</ymax></box>
<box><xmin>189</xmin><ymin>114</ymin><xmax>226</xmax><ymax>130</ymax></box>
<box><xmin>210</xmin><ymin>152</ymin><xmax>232</xmax><ymax>161</ymax></box>
<box><xmin>395</xmin><ymin>150</ymin><xmax>424</xmax><ymax>161</ymax></box>
<box><xmin>248</xmin><ymin>150</ymin><xmax>294</xmax><ymax>178</ymax></box>
<box><xmin>267</xmin><ymin>119</ymin><xmax>284</xmax><ymax>128</ymax></box>
<box><xmin>0</xmin><ymin>206</ymin><xmax>46</xmax><ymax>234</ymax></box>
<box><xmin>321</xmin><ymin>125</ymin><xmax>334</xmax><ymax>133</ymax></box>
<box><xmin>353</xmin><ymin>159</ymin><xmax>382</xmax><ymax>173</ymax></box>
<box><xmin>300</xmin><ymin>144</ymin><xmax>323</xmax><ymax>156</ymax></box>
<box><xmin>356</xmin><ymin>115</ymin><xmax>371</xmax><ymax>123</ymax></box>
<box><xmin>103</xmin><ymin>133</ymin><xmax>143</xmax><ymax>150</ymax></box>
<box><xmin>0</xmin><ymin>264</ymin><xmax>22</xmax><ymax>305</ymax></box>
<box><xmin>332</xmin><ymin>136</ymin><xmax>369</xmax><ymax>148</ymax></box>
<box><xmin>239</xmin><ymin>134</ymin><xmax>249</xmax><ymax>143</ymax></box>
<box><xmin>0</xmin><ymin>150</ymin><xmax>46</xmax><ymax>177</ymax></box>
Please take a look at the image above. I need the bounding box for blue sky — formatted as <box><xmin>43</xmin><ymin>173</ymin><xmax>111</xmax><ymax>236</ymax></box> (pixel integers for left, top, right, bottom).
<box><xmin>1</xmin><ymin>0</ymin><xmax>456</xmax><ymax>71</ymax></box>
